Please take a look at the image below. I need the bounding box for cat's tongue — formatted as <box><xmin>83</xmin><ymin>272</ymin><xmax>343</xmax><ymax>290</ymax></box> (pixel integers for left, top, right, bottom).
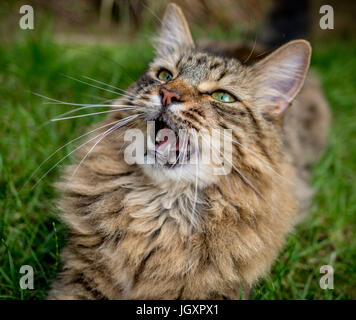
<box><xmin>155</xmin><ymin>136</ymin><xmax>179</xmax><ymax>154</ymax></box>
<box><xmin>155</xmin><ymin>126</ymin><xmax>179</xmax><ymax>154</ymax></box>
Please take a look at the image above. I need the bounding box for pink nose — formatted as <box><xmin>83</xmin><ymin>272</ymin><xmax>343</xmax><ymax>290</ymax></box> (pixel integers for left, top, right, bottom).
<box><xmin>159</xmin><ymin>88</ymin><xmax>181</xmax><ymax>108</ymax></box>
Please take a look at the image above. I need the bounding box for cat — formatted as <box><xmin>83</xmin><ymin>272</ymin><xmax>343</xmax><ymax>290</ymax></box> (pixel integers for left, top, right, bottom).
<box><xmin>48</xmin><ymin>3</ymin><xmax>330</xmax><ymax>299</ymax></box>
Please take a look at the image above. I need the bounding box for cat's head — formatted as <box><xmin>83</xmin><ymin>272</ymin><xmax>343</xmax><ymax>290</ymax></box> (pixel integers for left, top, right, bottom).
<box><xmin>118</xmin><ymin>3</ymin><xmax>311</xmax><ymax>187</ymax></box>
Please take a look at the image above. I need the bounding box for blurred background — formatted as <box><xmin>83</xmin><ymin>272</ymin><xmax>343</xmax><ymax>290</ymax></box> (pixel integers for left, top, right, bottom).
<box><xmin>0</xmin><ymin>0</ymin><xmax>355</xmax><ymax>300</ymax></box>
<box><xmin>1</xmin><ymin>0</ymin><xmax>356</xmax><ymax>43</ymax></box>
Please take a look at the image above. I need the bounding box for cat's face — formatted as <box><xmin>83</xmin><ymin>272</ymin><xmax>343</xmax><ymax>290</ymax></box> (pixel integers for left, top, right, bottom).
<box><xmin>117</xmin><ymin>4</ymin><xmax>311</xmax><ymax>186</ymax></box>
<box><xmin>131</xmin><ymin>49</ymin><xmax>249</xmax><ymax>185</ymax></box>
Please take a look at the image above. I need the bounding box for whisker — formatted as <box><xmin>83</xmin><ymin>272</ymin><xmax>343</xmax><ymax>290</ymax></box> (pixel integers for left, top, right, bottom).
<box><xmin>71</xmin><ymin>114</ymin><xmax>141</xmax><ymax>178</ymax></box>
<box><xmin>33</xmin><ymin>92</ymin><xmax>138</xmax><ymax>129</ymax></box>
<box><xmin>80</xmin><ymin>94</ymin><xmax>115</xmax><ymax>102</ymax></box>
<box><xmin>62</xmin><ymin>74</ymin><xmax>133</xmax><ymax>99</ymax></box>
<box><xmin>202</xmin><ymin>134</ymin><xmax>229</xmax><ymax>176</ymax></box>
<box><xmin>51</xmin><ymin>108</ymin><xmax>137</xmax><ymax>122</ymax></box>
<box><xmin>204</xmin><ymin>135</ymin><xmax>281</xmax><ymax>217</ymax></box>
<box><xmin>186</xmin><ymin>132</ymin><xmax>200</xmax><ymax>273</ymax></box>
<box><xmin>190</xmin><ymin>132</ymin><xmax>199</xmax><ymax>231</ymax></box>
<box><xmin>29</xmin><ymin>114</ymin><xmax>141</xmax><ymax>190</ymax></box>
<box><xmin>176</xmin><ymin>132</ymin><xmax>188</xmax><ymax>165</ymax></box>
<box><xmin>170</xmin><ymin>132</ymin><xmax>187</xmax><ymax>168</ymax></box>
<box><xmin>243</xmin><ymin>35</ymin><xmax>257</xmax><ymax>64</ymax></box>
<box><xmin>141</xmin><ymin>2</ymin><xmax>163</xmax><ymax>25</ymax></box>
<box><xmin>176</xmin><ymin>133</ymin><xmax>189</xmax><ymax>182</ymax></box>
<box><xmin>66</xmin><ymin>46</ymin><xmax>138</xmax><ymax>84</ymax></box>
<box><xmin>111</xmin><ymin>119</ymin><xmax>142</xmax><ymax>154</ymax></box>
<box><xmin>201</xmin><ymin>135</ymin><xmax>267</xmax><ymax>202</ymax></box>
<box><xmin>82</xmin><ymin>75</ymin><xmax>135</xmax><ymax>98</ymax></box>
<box><xmin>49</xmin><ymin>105</ymin><xmax>134</xmax><ymax>120</ymax></box>
<box><xmin>219</xmin><ymin>132</ymin><xmax>294</xmax><ymax>185</ymax></box>
<box><xmin>21</xmin><ymin>117</ymin><xmax>130</xmax><ymax>191</ymax></box>
<box><xmin>43</xmin><ymin>102</ymin><xmax>134</xmax><ymax>108</ymax></box>
<box><xmin>33</xmin><ymin>92</ymin><xmax>134</xmax><ymax>109</ymax></box>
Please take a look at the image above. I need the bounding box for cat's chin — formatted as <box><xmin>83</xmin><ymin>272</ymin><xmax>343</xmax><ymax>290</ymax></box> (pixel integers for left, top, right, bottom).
<box><xmin>140</xmin><ymin>162</ymin><xmax>219</xmax><ymax>188</ymax></box>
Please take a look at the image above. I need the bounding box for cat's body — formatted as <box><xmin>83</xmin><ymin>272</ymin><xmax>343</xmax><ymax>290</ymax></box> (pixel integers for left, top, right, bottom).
<box><xmin>48</xmin><ymin>4</ymin><xmax>330</xmax><ymax>300</ymax></box>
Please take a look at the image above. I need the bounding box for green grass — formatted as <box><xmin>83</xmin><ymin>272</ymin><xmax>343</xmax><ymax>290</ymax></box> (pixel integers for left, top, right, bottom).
<box><xmin>0</xmin><ymin>33</ymin><xmax>355</xmax><ymax>299</ymax></box>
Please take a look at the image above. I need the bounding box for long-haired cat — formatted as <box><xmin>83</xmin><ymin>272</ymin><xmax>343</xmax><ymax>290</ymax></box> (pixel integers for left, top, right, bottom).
<box><xmin>48</xmin><ymin>4</ymin><xmax>330</xmax><ymax>299</ymax></box>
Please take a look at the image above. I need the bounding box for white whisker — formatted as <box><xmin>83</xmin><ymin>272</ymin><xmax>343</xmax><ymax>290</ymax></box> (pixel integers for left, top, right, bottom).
<box><xmin>204</xmin><ymin>135</ymin><xmax>281</xmax><ymax>217</ymax></box>
<box><xmin>170</xmin><ymin>132</ymin><xmax>187</xmax><ymax>168</ymax></box>
<box><xmin>30</xmin><ymin>114</ymin><xmax>141</xmax><ymax>190</ymax></box>
<box><xmin>33</xmin><ymin>92</ymin><xmax>136</xmax><ymax>109</ymax></box>
<box><xmin>71</xmin><ymin>114</ymin><xmax>140</xmax><ymax>178</ymax></box>
<box><xmin>21</xmin><ymin>118</ymin><xmax>131</xmax><ymax>191</ymax></box>
<box><xmin>202</xmin><ymin>136</ymin><xmax>266</xmax><ymax>202</ymax></box>
<box><xmin>80</xmin><ymin>94</ymin><xmax>115</xmax><ymax>102</ymax></box>
<box><xmin>219</xmin><ymin>132</ymin><xmax>293</xmax><ymax>185</ymax></box>
<box><xmin>50</xmin><ymin>105</ymin><xmax>135</xmax><ymax>120</ymax></box>
<box><xmin>51</xmin><ymin>108</ymin><xmax>136</xmax><ymax>122</ymax></box>
<box><xmin>190</xmin><ymin>132</ymin><xmax>199</xmax><ymax>231</ymax></box>
<box><xmin>44</xmin><ymin>102</ymin><xmax>135</xmax><ymax>108</ymax></box>
<box><xmin>176</xmin><ymin>133</ymin><xmax>189</xmax><ymax>182</ymax></box>
<box><xmin>63</xmin><ymin>74</ymin><xmax>133</xmax><ymax>99</ymax></box>
<box><xmin>82</xmin><ymin>75</ymin><xmax>135</xmax><ymax>98</ymax></box>
<box><xmin>141</xmin><ymin>2</ymin><xmax>163</xmax><ymax>25</ymax></box>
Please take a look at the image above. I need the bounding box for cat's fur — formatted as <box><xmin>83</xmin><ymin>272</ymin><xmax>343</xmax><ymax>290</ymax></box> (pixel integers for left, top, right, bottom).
<box><xmin>48</xmin><ymin>4</ymin><xmax>330</xmax><ymax>299</ymax></box>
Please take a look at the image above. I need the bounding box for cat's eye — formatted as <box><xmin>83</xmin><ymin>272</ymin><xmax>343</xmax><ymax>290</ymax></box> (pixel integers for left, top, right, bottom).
<box><xmin>211</xmin><ymin>90</ymin><xmax>236</xmax><ymax>103</ymax></box>
<box><xmin>157</xmin><ymin>69</ymin><xmax>173</xmax><ymax>82</ymax></box>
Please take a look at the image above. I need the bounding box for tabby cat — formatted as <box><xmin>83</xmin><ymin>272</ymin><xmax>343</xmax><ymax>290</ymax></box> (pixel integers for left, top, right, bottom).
<box><xmin>48</xmin><ymin>4</ymin><xmax>330</xmax><ymax>299</ymax></box>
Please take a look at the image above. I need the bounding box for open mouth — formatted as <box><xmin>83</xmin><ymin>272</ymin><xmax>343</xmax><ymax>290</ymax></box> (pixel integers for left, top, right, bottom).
<box><xmin>153</xmin><ymin>116</ymin><xmax>191</xmax><ymax>168</ymax></box>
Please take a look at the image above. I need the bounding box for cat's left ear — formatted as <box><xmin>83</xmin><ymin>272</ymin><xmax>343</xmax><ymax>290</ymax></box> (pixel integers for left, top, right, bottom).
<box><xmin>156</xmin><ymin>3</ymin><xmax>194</xmax><ymax>57</ymax></box>
<box><xmin>251</xmin><ymin>40</ymin><xmax>311</xmax><ymax>118</ymax></box>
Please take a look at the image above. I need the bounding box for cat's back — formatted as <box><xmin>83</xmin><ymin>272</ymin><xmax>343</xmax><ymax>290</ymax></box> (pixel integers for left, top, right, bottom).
<box><xmin>283</xmin><ymin>71</ymin><xmax>331</xmax><ymax>171</ymax></box>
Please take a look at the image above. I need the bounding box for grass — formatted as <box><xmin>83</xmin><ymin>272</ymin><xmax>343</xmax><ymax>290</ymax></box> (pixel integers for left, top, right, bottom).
<box><xmin>0</xmin><ymin>31</ymin><xmax>355</xmax><ymax>300</ymax></box>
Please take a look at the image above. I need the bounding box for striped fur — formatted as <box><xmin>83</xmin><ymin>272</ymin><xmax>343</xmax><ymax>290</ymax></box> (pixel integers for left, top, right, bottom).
<box><xmin>48</xmin><ymin>4</ymin><xmax>330</xmax><ymax>299</ymax></box>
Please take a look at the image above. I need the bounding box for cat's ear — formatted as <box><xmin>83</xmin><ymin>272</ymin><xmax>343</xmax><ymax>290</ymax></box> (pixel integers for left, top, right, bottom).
<box><xmin>156</xmin><ymin>3</ymin><xmax>194</xmax><ymax>56</ymax></box>
<box><xmin>251</xmin><ymin>40</ymin><xmax>311</xmax><ymax>118</ymax></box>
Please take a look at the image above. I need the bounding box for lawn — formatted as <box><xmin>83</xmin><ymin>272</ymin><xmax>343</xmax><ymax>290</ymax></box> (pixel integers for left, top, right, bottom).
<box><xmin>0</xmin><ymin>31</ymin><xmax>355</xmax><ymax>299</ymax></box>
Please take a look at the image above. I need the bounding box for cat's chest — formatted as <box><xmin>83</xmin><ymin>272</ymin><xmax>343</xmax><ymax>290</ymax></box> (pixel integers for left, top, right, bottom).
<box><xmin>125</xmin><ymin>187</ymin><xmax>205</xmax><ymax>237</ymax></box>
<box><xmin>105</xmin><ymin>186</ymin><xmax>249</xmax><ymax>297</ymax></box>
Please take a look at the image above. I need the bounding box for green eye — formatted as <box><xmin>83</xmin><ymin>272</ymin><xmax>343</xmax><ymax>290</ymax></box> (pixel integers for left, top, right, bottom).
<box><xmin>157</xmin><ymin>69</ymin><xmax>173</xmax><ymax>81</ymax></box>
<box><xmin>211</xmin><ymin>91</ymin><xmax>236</xmax><ymax>103</ymax></box>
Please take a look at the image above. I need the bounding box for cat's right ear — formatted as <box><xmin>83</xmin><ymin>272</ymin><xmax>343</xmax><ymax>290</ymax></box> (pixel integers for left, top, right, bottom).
<box><xmin>251</xmin><ymin>40</ymin><xmax>311</xmax><ymax>119</ymax></box>
<box><xmin>156</xmin><ymin>3</ymin><xmax>194</xmax><ymax>57</ymax></box>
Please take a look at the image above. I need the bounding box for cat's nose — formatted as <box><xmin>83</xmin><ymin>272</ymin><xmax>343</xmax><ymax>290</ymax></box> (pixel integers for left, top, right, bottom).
<box><xmin>159</xmin><ymin>87</ymin><xmax>181</xmax><ymax>108</ymax></box>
